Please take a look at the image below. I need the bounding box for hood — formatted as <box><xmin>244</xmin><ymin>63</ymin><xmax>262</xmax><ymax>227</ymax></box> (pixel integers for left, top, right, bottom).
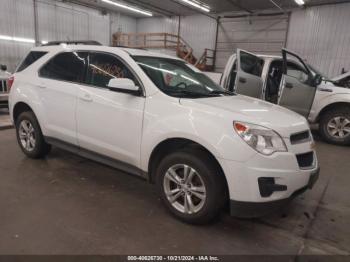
<box><xmin>331</xmin><ymin>72</ymin><xmax>350</xmax><ymax>82</ymax></box>
<box><xmin>319</xmin><ymin>81</ymin><xmax>350</xmax><ymax>93</ymax></box>
<box><xmin>180</xmin><ymin>95</ymin><xmax>308</xmax><ymax>138</ymax></box>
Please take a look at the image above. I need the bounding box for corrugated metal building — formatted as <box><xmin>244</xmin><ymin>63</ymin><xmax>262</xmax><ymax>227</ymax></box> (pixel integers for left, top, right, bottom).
<box><xmin>215</xmin><ymin>14</ymin><xmax>289</xmax><ymax>72</ymax></box>
<box><xmin>0</xmin><ymin>0</ymin><xmax>137</xmax><ymax>71</ymax></box>
<box><xmin>287</xmin><ymin>3</ymin><xmax>350</xmax><ymax>77</ymax></box>
<box><xmin>214</xmin><ymin>2</ymin><xmax>350</xmax><ymax>76</ymax></box>
<box><xmin>1</xmin><ymin>0</ymin><xmax>350</xmax><ymax>77</ymax></box>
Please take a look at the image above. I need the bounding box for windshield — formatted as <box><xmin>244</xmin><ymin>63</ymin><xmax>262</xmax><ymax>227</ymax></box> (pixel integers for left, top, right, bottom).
<box><xmin>133</xmin><ymin>56</ymin><xmax>234</xmax><ymax>98</ymax></box>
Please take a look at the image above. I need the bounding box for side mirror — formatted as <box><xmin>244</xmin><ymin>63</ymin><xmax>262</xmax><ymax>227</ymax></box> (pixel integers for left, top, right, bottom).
<box><xmin>0</xmin><ymin>64</ymin><xmax>7</xmax><ymax>71</ymax></box>
<box><xmin>312</xmin><ymin>74</ymin><xmax>323</xmax><ymax>87</ymax></box>
<box><xmin>107</xmin><ymin>78</ymin><xmax>140</xmax><ymax>95</ymax></box>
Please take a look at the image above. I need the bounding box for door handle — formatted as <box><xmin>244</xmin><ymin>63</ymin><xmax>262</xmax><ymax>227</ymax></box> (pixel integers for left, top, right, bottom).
<box><xmin>80</xmin><ymin>93</ymin><xmax>93</xmax><ymax>102</ymax></box>
<box><xmin>285</xmin><ymin>82</ymin><xmax>294</xmax><ymax>89</ymax></box>
<box><xmin>318</xmin><ymin>87</ymin><xmax>333</xmax><ymax>92</ymax></box>
<box><xmin>239</xmin><ymin>77</ymin><xmax>247</xmax><ymax>84</ymax></box>
<box><xmin>37</xmin><ymin>82</ymin><xmax>46</xmax><ymax>89</ymax></box>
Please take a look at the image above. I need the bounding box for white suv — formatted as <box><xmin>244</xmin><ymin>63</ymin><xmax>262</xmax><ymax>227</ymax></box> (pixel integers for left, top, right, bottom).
<box><xmin>9</xmin><ymin>42</ymin><xmax>320</xmax><ymax>224</ymax></box>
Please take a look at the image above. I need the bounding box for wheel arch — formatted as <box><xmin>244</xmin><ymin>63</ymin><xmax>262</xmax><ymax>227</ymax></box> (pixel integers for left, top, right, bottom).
<box><xmin>147</xmin><ymin>138</ymin><xmax>228</xmax><ymax>193</ymax></box>
<box><xmin>13</xmin><ymin>102</ymin><xmax>35</xmax><ymax>123</ymax></box>
<box><xmin>316</xmin><ymin>102</ymin><xmax>350</xmax><ymax>122</ymax></box>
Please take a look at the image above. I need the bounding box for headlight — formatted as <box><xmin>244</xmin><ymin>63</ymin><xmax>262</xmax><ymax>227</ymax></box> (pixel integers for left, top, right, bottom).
<box><xmin>234</xmin><ymin>122</ymin><xmax>287</xmax><ymax>155</ymax></box>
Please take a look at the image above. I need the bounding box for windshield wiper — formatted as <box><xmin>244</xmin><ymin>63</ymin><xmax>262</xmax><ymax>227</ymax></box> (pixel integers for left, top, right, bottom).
<box><xmin>168</xmin><ymin>90</ymin><xmax>212</xmax><ymax>98</ymax></box>
<box><xmin>209</xmin><ymin>90</ymin><xmax>235</xmax><ymax>96</ymax></box>
<box><xmin>168</xmin><ymin>89</ymin><xmax>235</xmax><ymax>98</ymax></box>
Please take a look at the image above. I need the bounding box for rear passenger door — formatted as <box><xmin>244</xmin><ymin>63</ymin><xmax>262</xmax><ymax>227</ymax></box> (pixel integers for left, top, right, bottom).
<box><xmin>38</xmin><ymin>51</ymin><xmax>88</xmax><ymax>145</ymax></box>
<box><xmin>76</xmin><ymin>52</ymin><xmax>145</xmax><ymax>168</ymax></box>
<box><xmin>234</xmin><ymin>49</ymin><xmax>264</xmax><ymax>98</ymax></box>
<box><xmin>278</xmin><ymin>49</ymin><xmax>317</xmax><ymax>118</ymax></box>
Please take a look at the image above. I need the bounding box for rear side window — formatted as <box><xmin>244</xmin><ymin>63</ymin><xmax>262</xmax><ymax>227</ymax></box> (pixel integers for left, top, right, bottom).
<box><xmin>227</xmin><ymin>60</ymin><xmax>237</xmax><ymax>92</ymax></box>
<box><xmin>240</xmin><ymin>51</ymin><xmax>264</xmax><ymax>77</ymax></box>
<box><xmin>39</xmin><ymin>52</ymin><xmax>88</xmax><ymax>83</ymax></box>
<box><xmin>16</xmin><ymin>51</ymin><xmax>47</xmax><ymax>72</ymax></box>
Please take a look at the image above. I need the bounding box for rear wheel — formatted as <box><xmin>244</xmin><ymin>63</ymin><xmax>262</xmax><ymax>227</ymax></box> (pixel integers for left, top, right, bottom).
<box><xmin>15</xmin><ymin>111</ymin><xmax>51</xmax><ymax>158</ymax></box>
<box><xmin>156</xmin><ymin>149</ymin><xmax>227</xmax><ymax>224</ymax></box>
<box><xmin>319</xmin><ymin>107</ymin><xmax>350</xmax><ymax>146</ymax></box>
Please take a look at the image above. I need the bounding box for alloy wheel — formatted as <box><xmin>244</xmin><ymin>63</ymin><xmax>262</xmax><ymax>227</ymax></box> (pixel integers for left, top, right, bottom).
<box><xmin>163</xmin><ymin>164</ymin><xmax>206</xmax><ymax>214</ymax></box>
<box><xmin>327</xmin><ymin>116</ymin><xmax>350</xmax><ymax>139</ymax></box>
<box><xmin>18</xmin><ymin>120</ymin><xmax>36</xmax><ymax>152</ymax></box>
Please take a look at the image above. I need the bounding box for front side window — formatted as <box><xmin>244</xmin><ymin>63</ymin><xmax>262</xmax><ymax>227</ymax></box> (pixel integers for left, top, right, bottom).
<box><xmin>286</xmin><ymin>62</ymin><xmax>309</xmax><ymax>83</ymax></box>
<box><xmin>133</xmin><ymin>56</ymin><xmax>232</xmax><ymax>98</ymax></box>
<box><xmin>86</xmin><ymin>53</ymin><xmax>138</xmax><ymax>88</ymax></box>
<box><xmin>39</xmin><ymin>52</ymin><xmax>87</xmax><ymax>83</ymax></box>
<box><xmin>16</xmin><ymin>51</ymin><xmax>47</xmax><ymax>72</ymax></box>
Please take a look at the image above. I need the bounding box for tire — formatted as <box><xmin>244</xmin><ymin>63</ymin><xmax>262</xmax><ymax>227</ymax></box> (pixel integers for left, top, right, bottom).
<box><xmin>15</xmin><ymin>111</ymin><xmax>51</xmax><ymax>158</ymax></box>
<box><xmin>156</xmin><ymin>148</ymin><xmax>227</xmax><ymax>224</ymax></box>
<box><xmin>319</xmin><ymin>107</ymin><xmax>350</xmax><ymax>146</ymax></box>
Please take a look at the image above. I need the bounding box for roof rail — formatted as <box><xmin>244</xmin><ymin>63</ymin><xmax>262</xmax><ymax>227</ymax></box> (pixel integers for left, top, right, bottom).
<box><xmin>115</xmin><ymin>45</ymin><xmax>146</xmax><ymax>50</ymax></box>
<box><xmin>42</xmin><ymin>40</ymin><xmax>103</xmax><ymax>46</ymax></box>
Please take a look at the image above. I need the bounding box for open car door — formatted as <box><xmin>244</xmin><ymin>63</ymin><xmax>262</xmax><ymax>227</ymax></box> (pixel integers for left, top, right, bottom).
<box><xmin>234</xmin><ymin>49</ymin><xmax>264</xmax><ymax>98</ymax></box>
<box><xmin>278</xmin><ymin>49</ymin><xmax>317</xmax><ymax>118</ymax></box>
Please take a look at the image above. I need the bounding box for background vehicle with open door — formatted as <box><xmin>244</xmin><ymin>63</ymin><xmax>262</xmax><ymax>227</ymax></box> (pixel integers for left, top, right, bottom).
<box><xmin>218</xmin><ymin>48</ymin><xmax>350</xmax><ymax>146</ymax></box>
<box><xmin>278</xmin><ymin>49</ymin><xmax>318</xmax><ymax>118</ymax></box>
<box><xmin>231</xmin><ymin>49</ymin><xmax>264</xmax><ymax>98</ymax></box>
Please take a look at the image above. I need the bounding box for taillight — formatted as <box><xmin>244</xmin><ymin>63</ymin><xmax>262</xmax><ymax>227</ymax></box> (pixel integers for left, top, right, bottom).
<box><xmin>7</xmin><ymin>76</ymin><xmax>14</xmax><ymax>90</ymax></box>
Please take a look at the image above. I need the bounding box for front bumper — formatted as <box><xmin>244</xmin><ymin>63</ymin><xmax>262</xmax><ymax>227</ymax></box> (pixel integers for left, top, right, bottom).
<box><xmin>218</xmin><ymin>144</ymin><xmax>320</xmax><ymax>217</ymax></box>
<box><xmin>230</xmin><ymin>167</ymin><xmax>320</xmax><ymax>218</ymax></box>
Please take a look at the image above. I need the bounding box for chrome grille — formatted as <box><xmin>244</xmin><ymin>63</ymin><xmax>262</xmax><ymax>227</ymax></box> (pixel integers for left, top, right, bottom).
<box><xmin>0</xmin><ymin>79</ymin><xmax>8</xmax><ymax>93</ymax></box>
<box><xmin>290</xmin><ymin>130</ymin><xmax>311</xmax><ymax>145</ymax></box>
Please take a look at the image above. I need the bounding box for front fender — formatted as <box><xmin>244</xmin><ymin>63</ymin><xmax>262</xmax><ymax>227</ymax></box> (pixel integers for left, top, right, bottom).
<box><xmin>310</xmin><ymin>93</ymin><xmax>350</xmax><ymax>122</ymax></box>
<box><xmin>140</xmin><ymin>95</ymin><xmax>256</xmax><ymax>172</ymax></box>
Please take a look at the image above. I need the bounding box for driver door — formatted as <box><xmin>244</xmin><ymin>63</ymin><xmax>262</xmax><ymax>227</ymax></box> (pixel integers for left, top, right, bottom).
<box><xmin>278</xmin><ymin>49</ymin><xmax>317</xmax><ymax>118</ymax></box>
<box><xmin>76</xmin><ymin>52</ymin><xmax>145</xmax><ymax>169</ymax></box>
<box><xmin>234</xmin><ymin>49</ymin><xmax>264</xmax><ymax>98</ymax></box>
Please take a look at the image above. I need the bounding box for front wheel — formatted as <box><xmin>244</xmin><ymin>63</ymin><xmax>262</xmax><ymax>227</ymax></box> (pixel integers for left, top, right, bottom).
<box><xmin>319</xmin><ymin>107</ymin><xmax>350</xmax><ymax>146</ymax></box>
<box><xmin>156</xmin><ymin>149</ymin><xmax>227</xmax><ymax>224</ymax></box>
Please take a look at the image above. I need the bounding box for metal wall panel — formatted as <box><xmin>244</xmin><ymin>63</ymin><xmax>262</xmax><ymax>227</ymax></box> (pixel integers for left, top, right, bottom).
<box><xmin>0</xmin><ymin>0</ymin><xmax>36</xmax><ymax>71</ymax></box>
<box><xmin>0</xmin><ymin>0</ymin><xmax>137</xmax><ymax>71</ymax></box>
<box><xmin>180</xmin><ymin>15</ymin><xmax>217</xmax><ymax>58</ymax></box>
<box><xmin>136</xmin><ymin>15</ymin><xmax>216</xmax><ymax>59</ymax></box>
<box><xmin>287</xmin><ymin>3</ymin><xmax>350</xmax><ymax>77</ymax></box>
<box><xmin>111</xmin><ymin>13</ymin><xmax>137</xmax><ymax>35</ymax></box>
<box><xmin>215</xmin><ymin>15</ymin><xmax>289</xmax><ymax>72</ymax></box>
<box><xmin>37</xmin><ymin>0</ymin><xmax>110</xmax><ymax>45</ymax></box>
<box><xmin>137</xmin><ymin>16</ymin><xmax>179</xmax><ymax>34</ymax></box>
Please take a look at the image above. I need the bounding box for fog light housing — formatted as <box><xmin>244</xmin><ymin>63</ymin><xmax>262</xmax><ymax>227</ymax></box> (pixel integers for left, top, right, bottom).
<box><xmin>258</xmin><ymin>177</ymin><xmax>287</xmax><ymax>197</ymax></box>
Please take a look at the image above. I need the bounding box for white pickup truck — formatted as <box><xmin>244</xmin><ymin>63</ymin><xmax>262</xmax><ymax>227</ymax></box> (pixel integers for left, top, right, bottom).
<box><xmin>209</xmin><ymin>49</ymin><xmax>350</xmax><ymax>146</ymax></box>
